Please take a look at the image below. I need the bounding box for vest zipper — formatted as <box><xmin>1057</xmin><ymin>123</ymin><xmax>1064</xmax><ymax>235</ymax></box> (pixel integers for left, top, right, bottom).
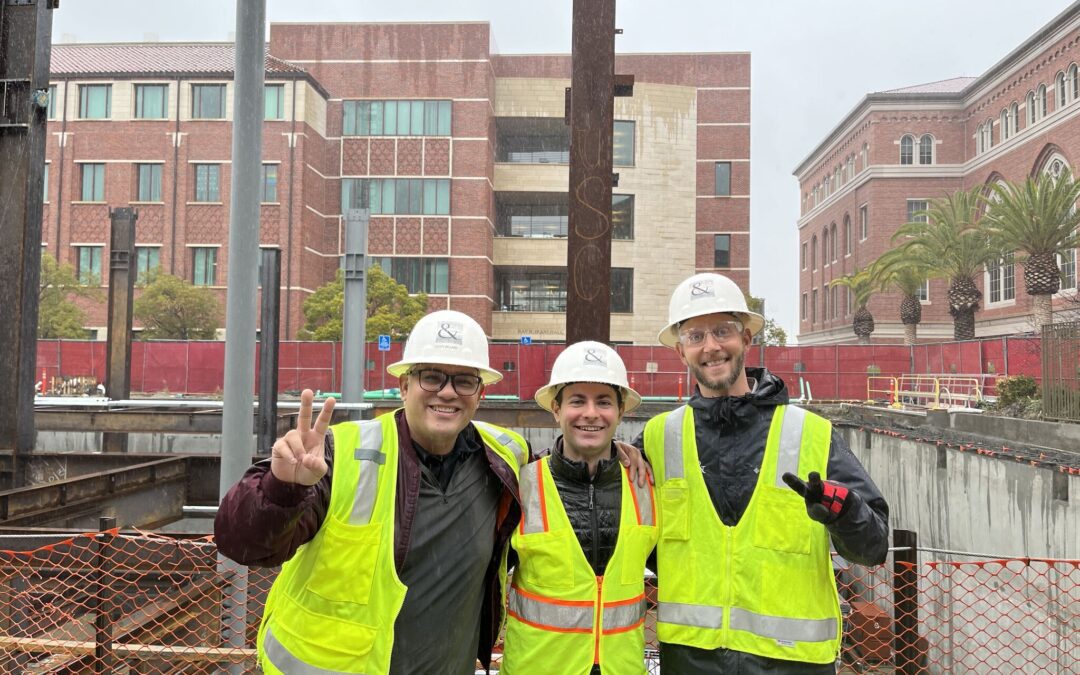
<box><xmin>594</xmin><ymin>575</ymin><xmax>604</xmax><ymax>666</ymax></box>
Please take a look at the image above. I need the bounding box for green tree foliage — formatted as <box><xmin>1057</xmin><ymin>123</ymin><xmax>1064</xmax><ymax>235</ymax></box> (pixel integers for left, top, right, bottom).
<box><xmin>133</xmin><ymin>272</ymin><xmax>221</xmax><ymax>340</ymax></box>
<box><xmin>830</xmin><ymin>267</ymin><xmax>878</xmax><ymax>344</ymax></box>
<box><xmin>299</xmin><ymin>266</ymin><xmax>428</xmax><ymax>341</ymax></box>
<box><xmin>38</xmin><ymin>253</ymin><xmax>102</xmax><ymax>339</ymax></box>
<box><xmin>745</xmin><ymin>295</ymin><xmax>788</xmax><ymax>346</ymax></box>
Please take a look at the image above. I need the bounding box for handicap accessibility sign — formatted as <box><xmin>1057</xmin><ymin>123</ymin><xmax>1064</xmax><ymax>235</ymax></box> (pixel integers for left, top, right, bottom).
<box><xmin>378</xmin><ymin>335</ymin><xmax>391</xmax><ymax>351</ymax></box>
<box><xmin>520</xmin><ymin>336</ymin><xmax>532</xmax><ymax>345</ymax></box>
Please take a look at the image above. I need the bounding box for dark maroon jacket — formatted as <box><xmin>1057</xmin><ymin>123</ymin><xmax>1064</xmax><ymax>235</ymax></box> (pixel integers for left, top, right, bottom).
<box><xmin>214</xmin><ymin>410</ymin><xmax>525</xmax><ymax>671</ymax></box>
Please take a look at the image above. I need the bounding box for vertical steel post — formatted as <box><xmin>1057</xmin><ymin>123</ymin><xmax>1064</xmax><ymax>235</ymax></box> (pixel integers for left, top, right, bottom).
<box><xmin>102</xmin><ymin>208</ymin><xmax>138</xmax><ymax>453</ymax></box>
<box><xmin>219</xmin><ymin>3</ymin><xmax>264</xmax><ymax>669</ymax></box>
<box><xmin>893</xmin><ymin>529</ymin><xmax>922</xmax><ymax>674</ymax></box>
<box><xmin>93</xmin><ymin>516</ymin><xmax>116</xmax><ymax>673</ymax></box>
<box><xmin>0</xmin><ymin>0</ymin><xmax>56</xmax><ymax>487</ymax></box>
<box><xmin>342</xmin><ymin>209</ymin><xmax>369</xmax><ymax>419</ymax></box>
<box><xmin>565</xmin><ymin>0</ymin><xmax>617</xmax><ymax>344</ymax></box>
<box><xmin>257</xmin><ymin>248</ymin><xmax>281</xmax><ymax>455</ymax></box>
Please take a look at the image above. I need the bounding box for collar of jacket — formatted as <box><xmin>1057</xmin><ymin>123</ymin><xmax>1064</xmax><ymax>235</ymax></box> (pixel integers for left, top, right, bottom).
<box><xmin>548</xmin><ymin>436</ymin><xmax>622</xmax><ymax>487</ymax></box>
<box><xmin>689</xmin><ymin>366</ymin><xmax>789</xmax><ymax>430</ymax></box>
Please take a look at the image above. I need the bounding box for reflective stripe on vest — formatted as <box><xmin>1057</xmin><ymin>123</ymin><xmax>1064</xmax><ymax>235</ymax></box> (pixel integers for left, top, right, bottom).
<box><xmin>349</xmin><ymin>420</ymin><xmax>385</xmax><ymax>525</ymax></box>
<box><xmin>508</xmin><ymin>585</ymin><xmax>593</xmax><ymax>633</ymax></box>
<box><xmin>774</xmin><ymin>405</ymin><xmax>805</xmax><ymax>487</ymax></box>
<box><xmin>663</xmin><ymin>406</ymin><xmax>687</xmax><ymax>480</ymax></box>
<box><xmin>474</xmin><ymin>420</ymin><xmax>527</xmax><ymax>467</ymax></box>
<box><xmin>729</xmin><ymin>607</ymin><xmax>838</xmax><ymax>644</ymax></box>
<box><xmin>627</xmin><ymin>471</ymin><xmax>656</xmax><ymax>527</ymax></box>
<box><xmin>602</xmin><ymin>595</ymin><xmax>648</xmax><ymax>634</ymax></box>
<box><xmin>263</xmin><ymin>627</ymin><xmax>358</xmax><ymax>675</ymax></box>
<box><xmin>519</xmin><ymin>460</ymin><xmax>548</xmax><ymax>534</ymax></box>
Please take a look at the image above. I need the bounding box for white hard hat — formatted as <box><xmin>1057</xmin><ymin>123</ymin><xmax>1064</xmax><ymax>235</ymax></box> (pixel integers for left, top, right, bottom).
<box><xmin>534</xmin><ymin>341</ymin><xmax>642</xmax><ymax>413</ymax></box>
<box><xmin>657</xmin><ymin>273</ymin><xmax>764</xmax><ymax>347</ymax></box>
<box><xmin>387</xmin><ymin>310</ymin><xmax>503</xmax><ymax>384</ymax></box>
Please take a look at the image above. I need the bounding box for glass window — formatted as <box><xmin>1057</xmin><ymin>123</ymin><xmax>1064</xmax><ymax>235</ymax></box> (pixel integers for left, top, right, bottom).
<box><xmin>801</xmin><ymin>293</ymin><xmax>807</xmax><ymax>321</ymax></box>
<box><xmin>1072</xmin><ymin>65</ymin><xmax>1079</xmax><ymax>101</ymax></box>
<box><xmin>343</xmin><ymin>100</ymin><xmax>452</xmax><ymax>136</ymax></box>
<box><xmin>48</xmin><ymin>84</ymin><xmax>58</xmax><ymax>119</ymax></box>
<box><xmin>496</xmin><ymin>117</ymin><xmax>570</xmax><ymax>163</ymax></box>
<box><xmin>1011</xmin><ymin>102</ymin><xmax>1019</xmax><ymax>135</ymax></box>
<box><xmin>1059</xmin><ymin>249</ymin><xmax>1077</xmax><ymax>290</ymax></box>
<box><xmin>261</xmin><ymin>164</ymin><xmax>278</xmax><ymax>203</ymax></box>
<box><xmin>370</xmin><ymin>257</ymin><xmax>449</xmax><ymax>294</ymax></box>
<box><xmin>611</xmin><ymin>268</ymin><xmax>633</xmax><ymax>312</ymax></box>
<box><xmin>342</xmin><ymin>178</ymin><xmax>450</xmax><ymax>215</ymax></box>
<box><xmin>907</xmin><ymin>199</ymin><xmax>928</xmax><ymax>224</ymax></box>
<box><xmin>916</xmin><ymin>279</ymin><xmax>930</xmax><ymax>302</ymax></box>
<box><xmin>1000</xmin><ymin>109</ymin><xmax>1010</xmax><ymax>141</ymax></box>
<box><xmin>844</xmin><ymin>216</ymin><xmax>852</xmax><ymax>255</ymax></box>
<box><xmin>801</xmin><ymin>242</ymin><xmax>807</xmax><ymax>270</ymax></box>
<box><xmin>78</xmin><ymin>84</ymin><xmax>111</xmax><ymax>119</ymax></box>
<box><xmin>192</xmin><ymin>84</ymin><xmax>226</xmax><ymax>119</ymax></box>
<box><xmin>135</xmin><ymin>246</ymin><xmax>160</xmax><ymax>283</ymax></box>
<box><xmin>822</xmin><ymin>227</ymin><xmax>829</xmax><ymax>266</ymax></box>
<box><xmin>192</xmin><ymin>247</ymin><xmax>218</xmax><ymax>286</ymax></box>
<box><xmin>859</xmin><ymin>205</ymin><xmax>868</xmax><ymax>241</ymax></box>
<box><xmin>264</xmin><ymin>84</ymin><xmax>285</xmax><ymax>120</ymax></box>
<box><xmin>136</xmin><ymin>164</ymin><xmax>163</xmax><ymax>202</ymax></box>
<box><xmin>900</xmin><ymin>135</ymin><xmax>914</xmax><ymax>164</ymax></box>
<box><xmin>80</xmin><ymin>163</ymin><xmax>105</xmax><ymax>201</ymax></box>
<box><xmin>830</xmin><ymin>222</ymin><xmax>837</xmax><ymax>262</ymax></box>
<box><xmin>611</xmin><ymin>194</ymin><xmax>634</xmax><ymax>239</ymax></box>
<box><xmin>194</xmin><ymin>164</ymin><xmax>221</xmax><ymax>202</ymax></box>
<box><xmin>1027</xmin><ymin>91</ymin><xmax>1036</xmax><ymax>125</ymax></box>
<box><xmin>919</xmin><ymin>135</ymin><xmax>933</xmax><ymax>164</ymax></box>
<box><xmin>713</xmin><ymin>234</ymin><xmax>731</xmax><ymax>268</ymax></box>
<box><xmin>811</xmin><ymin>235</ymin><xmax>817</xmax><ymax>270</ymax></box>
<box><xmin>134</xmin><ymin>84</ymin><xmax>168</xmax><ymax>119</ymax></box>
<box><xmin>1038</xmin><ymin>85</ymin><xmax>1048</xmax><ymax>118</ymax></box>
<box><xmin>811</xmin><ymin>289</ymin><xmax>818</xmax><ymax>323</ymax></box>
<box><xmin>987</xmin><ymin>254</ymin><xmax>1015</xmax><ymax>304</ymax></box>
<box><xmin>613</xmin><ymin>120</ymin><xmax>635</xmax><ymax>167</ymax></box>
<box><xmin>43</xmin><ymin>164</ymin><xmax>49</xmax><ymax>201</ymax></box>
<box><xmin>1057</xmin><ymin>73</ymin><xmax>1067</xmax><ymax>111</ymax></box>
<box><xmin>714</xmin><ymin>162</ymin><xmax>731</xmax><ymax>196</ymax></box>
<box><xmin>76</xmin><ymin>246</ymin><xmax>102</xmax><ymax>285</ymax></box>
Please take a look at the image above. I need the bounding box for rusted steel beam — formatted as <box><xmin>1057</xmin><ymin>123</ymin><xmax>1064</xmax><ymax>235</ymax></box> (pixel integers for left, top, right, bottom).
<box><xmin>565</xmin><ymin>0</ymin><xmax>617</xmax><ymax>344</ymax></box>
<box><xmin>257</xmin><ymin>248</ymin><xmax>282</xmax><ymax>455</ymax></box>
<box><xmin>103</xmin><ymin>208</ymin><xmax>139</xmax><ymax>454</ymax></box>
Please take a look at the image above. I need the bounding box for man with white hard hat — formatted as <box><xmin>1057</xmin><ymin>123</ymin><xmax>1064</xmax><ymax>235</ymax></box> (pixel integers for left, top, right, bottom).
<box><xmin>637</xmin><ymin>273</ymin><xmax>889</xmax><ymax>674</ymax></box>
<box><xmin>502</xmin><ymin>341</ymin><xmax>657</xmax><ymax>675</ymax></box>
<box><xmin>216</xmin><ymin>310</ymin><xmax>530</xmax><ymax>675</ymax></box>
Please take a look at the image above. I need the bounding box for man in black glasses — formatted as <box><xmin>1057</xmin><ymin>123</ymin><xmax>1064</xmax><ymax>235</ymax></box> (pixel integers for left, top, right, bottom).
<box><xmin>216</xmin><ymin>310</ymin><xmax>530</xmax><ymax>675</ymax></box>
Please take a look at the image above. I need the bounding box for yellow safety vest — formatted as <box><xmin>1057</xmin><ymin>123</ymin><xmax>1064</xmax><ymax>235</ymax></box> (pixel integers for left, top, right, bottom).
<box><xmin>643</xmin><ymin>404</ymin><xmax>841</xmax><ymax>664</ymax></box>
<box><xmin>257</xmin><ymin>412</ymin><xmax>527</xmax><ymax>675</ymax></box>
<box><xmin>502</xmin><ymin>455</ymin><xmax>659</xmax><ymax>675</ymax></box>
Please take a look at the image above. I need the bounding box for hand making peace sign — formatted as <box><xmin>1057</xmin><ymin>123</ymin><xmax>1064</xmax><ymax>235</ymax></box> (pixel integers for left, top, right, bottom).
<box><xmin>271</xmin><ymin>389</ymin><xmax>336</xmax><ymax>486</ymax></box>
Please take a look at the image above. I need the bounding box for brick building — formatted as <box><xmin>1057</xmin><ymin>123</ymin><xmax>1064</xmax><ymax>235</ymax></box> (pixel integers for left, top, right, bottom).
<box><xmin>794</xmin><ymin>4</ymin><xmax>1080</xmax><ymax>344</ymax></box>
<box><xmin>43</xmin><ymin>22</ymin><xmax>751</xmax><ymax>343</ymax></box>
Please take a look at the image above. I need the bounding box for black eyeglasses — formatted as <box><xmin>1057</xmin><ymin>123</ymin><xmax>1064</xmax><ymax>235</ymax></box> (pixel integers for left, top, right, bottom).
<box><xmin>409</xmin><ymin>368</ymin><xmax>483</xmax><ymax>396</ymax></box>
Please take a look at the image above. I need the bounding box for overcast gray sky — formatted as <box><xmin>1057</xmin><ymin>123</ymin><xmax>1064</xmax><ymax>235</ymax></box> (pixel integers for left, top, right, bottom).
<box><xmin>53</xmin><ymin>0</ymin><xmax>1072</xmax><ymax>340</ymax></box>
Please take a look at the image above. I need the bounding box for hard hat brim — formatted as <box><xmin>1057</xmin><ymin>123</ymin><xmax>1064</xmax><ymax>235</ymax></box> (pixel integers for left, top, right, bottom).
<box><xmin>387</xmin><ymin>357</ymin><xmax>503</xmax><ymax>385</ymax></box>
<box><xmin>657</xmin><ymin>311</ymin><xmax>766</xmax><ymax>347</ymax></box>
<box><xmin>534</xmin><ymin>382</ymin><xmax>642</xmax><ymax>414</ymax></box>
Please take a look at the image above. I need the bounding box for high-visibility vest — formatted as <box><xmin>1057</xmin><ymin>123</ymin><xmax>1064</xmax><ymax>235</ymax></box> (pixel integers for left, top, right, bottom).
<box><xmin>502</xmin><ymin>455</ymin><xmax>659</xmax><ymax>675</ymax></box>
<box><xmin>643</xmin><ymin>404</ymin><xmax>841</xmax><ymax>664</ymax></box>
<box><xmin>257</xmin><ymin>412</ymin><xmax>527</xmax><ymax>675</ymax></box>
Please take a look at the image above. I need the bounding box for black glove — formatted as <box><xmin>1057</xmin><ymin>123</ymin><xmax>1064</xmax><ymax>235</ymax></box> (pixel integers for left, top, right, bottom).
<box><xmin>781</xmin><ymin>471</ymin><xmax>851</xmax><ymax>524</ymax></box>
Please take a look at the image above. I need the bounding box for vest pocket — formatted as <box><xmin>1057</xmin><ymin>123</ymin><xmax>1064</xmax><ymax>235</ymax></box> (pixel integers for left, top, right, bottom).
<box><xmin>752</xmin><ymin>490</ymin><xmax>812</xmax><ymax>555</ymax></box>
<box><xmin>514</xmin><ymin>528</ymin><xmax>574</xmax><ymax>591</ymax></box>
<box><xmin>660</xmin><ymin>481</ymin><xmax>689</xmax><ymax>541</ymax></box>
<box><xmin>620</xmin><ymin>525</ymin><xmax>659</xmax><ymax>585</ymax></box>
<box><xmin>305</xmin><ymin>517</ymin><xmax>381</xmax><ymax>604</ymax></box>
<box><xmin>267</xmin><ymin>593</ymin><xmax>378</xmax><ymax>670</ymax></box>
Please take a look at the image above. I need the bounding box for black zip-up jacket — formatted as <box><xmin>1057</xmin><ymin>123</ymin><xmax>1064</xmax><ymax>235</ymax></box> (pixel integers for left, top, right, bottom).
<box><xmin>546</xmin><ymin>438</ymin><xmax>624</xmax><ymax>576</ymax></box>
<box><xmin>632</xmin><ymin>367</ymin><xmax>890</xmax><ymax>675</ymax></box>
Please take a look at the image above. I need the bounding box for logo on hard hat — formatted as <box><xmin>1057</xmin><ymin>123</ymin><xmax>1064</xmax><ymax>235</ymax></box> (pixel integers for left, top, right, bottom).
<box><xmin>436</xmin><ymin>321</ymin><xmax>464</xmax><ymax>347</ymax></box>
<box><xmin>583</xmin><ymin>348</ymin><xmax>607</xmax><ymax>367</ymax></box>
<box><xmin>690</xmin><ymin>279</ymin><xmax>715</xmax><ymax>299</ymax></box>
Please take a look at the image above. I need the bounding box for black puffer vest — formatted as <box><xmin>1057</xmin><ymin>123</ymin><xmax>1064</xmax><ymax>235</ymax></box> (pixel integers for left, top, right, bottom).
<box><xmin>547</xmin><ymin>438</ymin><xmax>623</xmax><ymax>576</ymax></box>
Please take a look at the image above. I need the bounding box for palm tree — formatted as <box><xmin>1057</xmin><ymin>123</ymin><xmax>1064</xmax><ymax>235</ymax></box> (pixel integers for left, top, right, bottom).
<box><xmin>983</xmin><ymin>172</ymin><xmax>1080</xmax><ymax>332</ymax></box>
<box><xmin>889</xmin><ymin>186</ymin><xmax>997</xmax><ymax>340</ymax></box>
<box><xmin>869</xmin><ymin>250</ymin><xmax>933</xmax><ymax>346</ymax></box>
<box><xmin>830</xmin><ymin>267</ymin><xmax>877</xmax><ymax>344</ymax></box>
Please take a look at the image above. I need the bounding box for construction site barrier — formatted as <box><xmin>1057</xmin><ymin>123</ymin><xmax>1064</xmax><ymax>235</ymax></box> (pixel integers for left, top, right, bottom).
<box><xmin>0</xmin><ymin>529</ymin><xmax>1075</xmax><ymax>673</ymax></box>
<box><xmin>868</xmin><ymin>374</ymin><xmax>984</xmax><ymax>410</ymax></box>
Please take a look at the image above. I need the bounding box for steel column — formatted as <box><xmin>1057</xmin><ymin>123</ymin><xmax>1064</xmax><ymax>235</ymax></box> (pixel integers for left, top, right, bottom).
<box><xmin>257</xmin><ymin>248</ymin><xmax>281</xmax><ymax>454</ymax></box>
<box><xmin>342</xmin><ymin>209</ymin><xmax>369</xmax><ymax>419</ymax></box>
<box><xmin>103</xmin><ymin>208</ymin><xmax>138</xmax><ymax>453</ymax></box>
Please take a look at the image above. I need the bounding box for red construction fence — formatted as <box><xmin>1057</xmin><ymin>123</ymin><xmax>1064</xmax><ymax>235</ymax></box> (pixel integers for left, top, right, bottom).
<box><xmin>0</xmin><ymin>529</ymin><xmax>1074</xmax><ymax>673</ymax></box>
<box><xmin>35</xmin><ymin>336</ymin><xmax>1042</xmax><ymax>401</ymax></box>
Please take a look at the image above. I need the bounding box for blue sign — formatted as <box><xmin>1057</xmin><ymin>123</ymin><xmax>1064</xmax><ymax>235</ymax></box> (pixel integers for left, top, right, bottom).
<box><xmin>378</xmin><ymin>335</ymin><xmax>391</xmax><ymax>351</ymax></box>
<box><xmin>520</xmin><ymin>336</ymin><xmax>532</xmax><ymax>345</ymax></box>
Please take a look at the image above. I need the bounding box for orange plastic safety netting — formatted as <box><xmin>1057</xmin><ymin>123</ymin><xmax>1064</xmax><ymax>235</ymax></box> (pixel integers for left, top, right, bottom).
<box><xmin>0</xmin><ymin>533</ymin><xmax>1076</xmax><ymax>673</ymax></box>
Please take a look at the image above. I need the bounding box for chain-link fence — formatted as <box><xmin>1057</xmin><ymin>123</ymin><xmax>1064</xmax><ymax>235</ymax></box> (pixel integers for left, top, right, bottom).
<box><xmin>1</xmin><ymin>530</ymin><xmax>1075</xmax><ymax>673</ymax></box>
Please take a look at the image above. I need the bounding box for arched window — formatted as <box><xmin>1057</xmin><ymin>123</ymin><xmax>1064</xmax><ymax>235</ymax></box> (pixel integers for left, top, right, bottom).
<box><xmin>984</xmin><ymin>119</ymin><xmax>993</xmax><ymax>150</ymax></box>
<box><xmin>822</xmin><ymin>226</ymin><xmax>830</xmax><ymax>266</ymax></box>
<box><xmin>919</xmin><ymin>134</ymin><xmax>934</xmax><ymax>164</ymax></box>
<box><xmin>843</xmin><ymin>215</ymin><xmax>852</xmax><ymax>256</ymax></box>
<box><xmin>900</xmin><ymin>134</ymin><xmax>914</xmax><ymax>165</ymax></box>
<box><xmin>811</xmin><ymin>235</ymin><xmax>818</xmax><ymax>270</ymax></box>
<box><xmin>830</xmin><ymin>222</ymin><xmax>838</xmax><ymax>262</ymax></box>
<box><xmin>834</xmin><ymin>166</ymin><xmax>841</xmax><ymax>188</ymax></box>
<box><xmin>1038</xmin><ymin>84</ymin><xmax>1048</xmax><ymax>119</ymax></box>
<box><xmin>1071</xmin><ymin>64</ymin><xmax>1079</xmax><ymax>101</ymax></box>
<box><xmin>975</xmin><ymin>123</ymin><xmax>984</xmax><ymax>154</ymax></box>
<box><xmin>1000</xmin><ymin>109</ymin><xmax>1010</xmax><ymax>141</ymax></box>
<box><xmin>862</xmin><ymin>142</ymin><xmax>869</xmax><ymax>170</ymax></box>
<box><xmin>1057</xmin><ymin>72</ymin><xmax>1067</xmax><ymax>110</ymax></box>
<box><xmin>1011</xmin><ymin>102</ymin><xmax>1019</xmax><ymax>135</ymax></box>
<box><xmin>1027</xmin><ymin>91</ymin><xmax>1037</xmax><ymax>125</ymax></box>
<box><xmin>823</xmin><ymin>175</ymin><xmax>830</xmax><ymax>197</ymax></box>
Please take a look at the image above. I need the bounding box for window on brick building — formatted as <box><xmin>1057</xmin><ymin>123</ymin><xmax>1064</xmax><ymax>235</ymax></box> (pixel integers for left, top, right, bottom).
<box><xmin>43</xmin><ymin>164</ymin><xmax>49</xmax><ymax>201</ymax></box>
<box><xmin>823</xmin><ymin>284</ymin><xmax>829</xmax><ymax>320</ymax></box>
<box><xmin>844</xmin><ymin>215</ymin><xmax>852</xmax><ymax>255</ymax></box>
<box><xmin>1038</xmin><ymin>84</ymin><xmax>1048</xmax><ymax>118</ymax></box>
<box><xmin>135</xmin><ymin>247</ymin><xmax>160</xmax><ymax>284</ymax></box>
<box><xmin>801</xmin><ymin>242</ymin><xmax>807</xmax><ymax>270</ymax></box>
<box><xmin>370</xmin><ymin>257</ymin><xmax>449</xmax><ymax>294</ymax></box>
<box><xmin>193</xmin><ymin>164</ymin><xmax>221</xmax><ymax>202</ymax></box>
<box><xmin>919</xmin><ymin>135</ymin><xmax>934</xmax><ymax>164</ymax></box>
<box><xmin>1059</xmin><ymin>249</ymin><xmax>1077</xmax><ymax>291</ymax></box>
<box><xmin>917</xmin><ymin>279</ymin><xmax>929</xmax><ymax>302</ymax></box>
<box><xmin>984</xmin><ymin>120</ymin><xmax>993</xmax><ymax>151</ymax></box>
<box><xmin>75</xmin><ymin>246</ymin><xmax>102</xmax><ymax>285</ymax></box>
<box><xmin>907</xmin><ymin>199</ymin><xmax>928</xmax><ymax>224</ymax></box>
<box><xmin>1071</xmin><ymin>64</ymin><xmax>1080</xmax><ymax>102</ymax></box>
<box><xmin>614</xmin><ymin>120</ymin><xmax>635</xmax><ymax>167</ymax></box>
<box><xmin>1000</xmin><ymin>108</ymin><xmax>1010</xmax><ymax>142</ymax></box>
<box><xmin>859</xmin><ymin>204</ymin><xmax>868</xmax><ymax>241</ymax></box>
<box><xmin>811</xmin><ymin>289</ymin><xmax>818</xmax><ymax>323</ymax></box>
<box><xmin>80</xmin><ymin>163</ymin><xmax>105</xmax><ymax>202</ymax></box>
<box><xmin>192</xmin><ymin>247</ymin><xmax>218</xmax><ymax>286</ymax></box>
<box><xmin>714</xmin><ymin>162</ymin><xmax>731</xmax><ymax>196</ymax></box>
<box><xmin>48</xmin><ymin>84</ymin><xmax>58</xmax><ymax>119</ymax></box>
<box><xmin>261</xmin><ymin>164</ymin><xmax>278</xmax><ymax>203</ymax></box>
<box><xmin>1026</xmin><ymin>91</ymin><xmax>1036</xmax><ymax>126</ymax></box>
<box><xmin>344</xmin><ymin>100</ymin><xmax>452</xmax><ymax>136</ymax></box>
<box><xmin>862</xmin><ymin>142</ymin><xmax>869</xmax><ymax>170</ymax></box>
<box><xmin>830</xmin><ymin>222</ymin><xmax>837</xmax><ymax>262</ymax></box>
<box><xmin>713</xmin><ymin>234</ymin><xmax>730</xmax><ymax>268</ymax></box>
<box><xmin>192</xmin><ymin>84</ymin><xmax>226</xmax><ymax>119</ymax></box>
<box><xmin>264</xmin><ymin>84</ymin><xmax>285</xmax><ymax>120</ymax></box>
<box><xmin>975</xmin><ymin>123</ymin><xmax>983</xmax><ymax>154</ymax></box>
<box><xmin>811</xmin><ymin>235</ymin><xmax>818</xmax><ymax>270</ymax></box>
<box><xmin>821</xmin><ymin>227</ymin><xmax>829</xmax><ymax>267</ymax></box>
<box><xmin>136</xmin><ymin>164</ymin><xmax>163</xmax><ymax>202</ymax></box>
<box><xmin>900</xmin><ymin>135</ymin><xmax>914</xmax><ymax>165</ymax></box>
<box><xmin>1010</xmin><ymin>102</ymin><xmax>1019</xmax><ymax>135</ymax></box>
<box><xmin>494</xmin><ymin>267</ymin><xmax>632</xmax><ymax>312</ymax></box>
<box><xmin>78</xmin><ymin>84</ymin><xmax>111</xmax><ymax>119</ymax></box>
<box><xmin>801</xmin><ymin>293</ymin><xmax>807</xmax><ymax>321</ymax></box>
<box><xmin>1057</xmin><ymin>72</ymin><xmax>1067</xmax><ymax>111</ymax></box>
<box><xmin>134</xmin><ymin>84</ymin><xmax>168</xmax><ymax>119</ymax></box>
<box><xmin>342</xmin><ymin>178</ymin><xmax>451</xmax><ymax>215</ymax></box>
<box><xmin>986</xmin><ymin>253</ymin><xmax>1015</xmax><ymax>304</ymax></box>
